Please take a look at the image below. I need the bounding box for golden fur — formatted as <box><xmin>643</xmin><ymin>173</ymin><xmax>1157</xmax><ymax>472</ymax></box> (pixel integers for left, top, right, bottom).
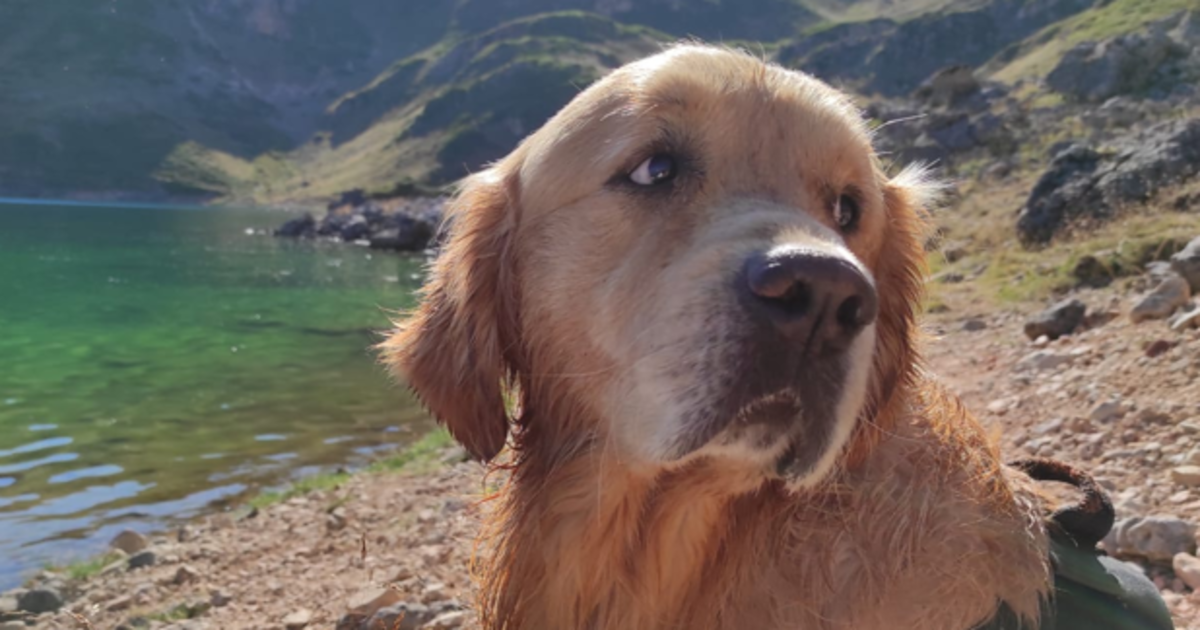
<box><xmin>382</xmin><ymin>45</ymin><xmax>1050</xmax><ymax>630</ymax></box>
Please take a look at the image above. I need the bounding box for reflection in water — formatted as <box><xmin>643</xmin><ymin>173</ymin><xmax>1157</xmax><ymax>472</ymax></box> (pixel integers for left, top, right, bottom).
<box><xmin>0</xmin><ymin>203</ymin><xmax>435</xmax><ymax>588</ymax></box>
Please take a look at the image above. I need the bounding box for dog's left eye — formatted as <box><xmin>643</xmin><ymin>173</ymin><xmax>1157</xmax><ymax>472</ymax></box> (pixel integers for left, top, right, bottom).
<box><xmin>833</xmin><ymin>194</ymin><xmax>861</xmax><ymax>231</ymax></box>
<box><xmin>629</xmin><ymin>154</ymin><xmax>677</xmax><ymax>186</ymax></box>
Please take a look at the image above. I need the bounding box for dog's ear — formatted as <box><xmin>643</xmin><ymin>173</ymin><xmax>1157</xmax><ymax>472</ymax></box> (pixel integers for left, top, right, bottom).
<box><xmin>379</xmin><ymin>169</ymin><xmax>520</xmax><ymax>462</ymax></box>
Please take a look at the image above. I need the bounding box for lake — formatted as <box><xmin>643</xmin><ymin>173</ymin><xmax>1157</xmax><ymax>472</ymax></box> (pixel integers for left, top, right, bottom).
<box><xmin>0</xmin><ymin>201</ymin><xmax>433</xmax><ymax>588</ymax></box>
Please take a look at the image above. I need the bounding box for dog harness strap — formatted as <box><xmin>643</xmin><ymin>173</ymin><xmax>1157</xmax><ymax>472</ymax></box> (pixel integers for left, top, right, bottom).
<box><xmin>973</xmin><ymin>459</ymin><xmax>1175</xmax><ymax>630</ymax></box>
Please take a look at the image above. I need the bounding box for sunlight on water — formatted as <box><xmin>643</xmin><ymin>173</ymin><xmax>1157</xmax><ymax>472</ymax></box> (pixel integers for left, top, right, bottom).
<box><xmin>0</xmin><ymin>202</ymin><xmax>433</xmax><ymax>587</ymax></box>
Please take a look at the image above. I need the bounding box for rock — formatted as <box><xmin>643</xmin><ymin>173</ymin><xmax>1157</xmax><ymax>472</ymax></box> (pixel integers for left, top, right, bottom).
<box><xmin>1173</xmin><ymin>466</ymin><xmax>1200</xmax><ymax>486</ymax></box>
<box><xmin>283</xmin><ymin>608</ymin><xmax>313</xmax><ymax>629</ymax></box>
<box><xmin>1171</xmin><ymin>236</ymin><xmax>1200</xmax><ymax>292</ymax></box>
<box><xmin>338</xmin><ymin>215</ymin><xmax>372</xmax><ymax>241</ymax></box>
<box><xmin>914</xmin><ymin>65</ymin><xmax>981</xmax><ymax>108</ymax></box>
<box><xmin>209</xmin><ymin>589</ymin><xmax>232</xmax><ymax>608</ymax></box>
<box><xmin>108</xmin><ymin>595</ymin><xmax>134</xmax><ymax>612</ymax></box>
<box><xmin>1131</xmin><ymin>275</ymin><xmax>1191</xmax><ymax>323</ymax></box>
<box><xmin>1016</xmin><ymin>350</ymin><xmax>1072</xmax><ymax>372</ymax></box>
<box><xmin>1091</xmin><ymin>400</ymin><xmax>1127</xmax><ymax>424</ymax></box>
<box><xmin>366</xmin><ymin>602</ymin><xmax>434</xmax><ymax>630</ymax></box>
<box><xmin>16</xmin><ymin>587</ymin><xmax>62</xmax><ymax>614</ymax></box>
<box><xmin>1144</xmin><ymin>339</ymin><xmax>1178</xmax><ymax>358</ymax></box>
<box><xmin>1</xmin><ymin>622</ymin><xmax>24</xmax><ymax>630</ymax></box>
<box><xmin>1073</xmin><ymin>253</ymin><xmax>1119</xmax><ymax>288</ymax></box>
<box><xmin>110</xmin><ymin>529</ymin><xmax>150</xmax><ymax>555</ymax></box>
<box><xmin>1107</xmin><ymin>516</ymin><xmax>1196</xmax><ymax>562</ymax></box>
<box><xmin>1017</xmin><ymin>119</ymin><xmax>1200</xmax><ymax>244</ymax></box>
<box><xmin>1046</xmin><ymin>31</ymin><xmax>1189</xmax><ymax>102</ymax></box>
<box><xmin>173</xmin><ymin>565</ymin><xmax>200</xmax><ymax>586</ymax></box>
<box><xmin>1024</xmin><ymin>298</ymin><xmax>1086</xmax><ymax>340</ymax></box>
<box><xmin>367</xmin><ymin>213</ymin><xmax>436</xmax><ymax>252</ymax></box>
<box><xmin>128</xmin><ymin>550</ymin><xmax>157</xmax><ymax>570</ymax></box>
<box><xmin>425</xmin><ymin>610</ymin><xmax>468</xmax><ymax>629</ymax></box>
<box><xmin>1171</xmin><ymin>306</ymin><xmax>1200</xmax><ymax>331</ymax></box>
<box><xmin>420</xmin><ymin>583</ymin><xmax>447</xmax><ymax>604</ymax></box>
<box><xmin>1174</xmin><ymin>552</ymin><xmax>1200</xmax><ymax>591</ymax></box>
<box><xmin>274</xmin><ymin>214</ymin><xmax>316</xmax><ymax>238</ymax></box>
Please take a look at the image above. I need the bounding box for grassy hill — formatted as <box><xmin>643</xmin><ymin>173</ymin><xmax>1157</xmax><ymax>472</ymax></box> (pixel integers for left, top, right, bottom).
<box><xmin>3</xmin><ymin>0</ymin><xmax>1195</xmax><ymax>205</ymax></box>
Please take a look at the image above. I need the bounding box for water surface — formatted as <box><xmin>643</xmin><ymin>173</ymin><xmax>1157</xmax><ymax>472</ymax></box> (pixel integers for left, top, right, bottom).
<box><xmin>0</xmin><ymin>202</ymin><xmax>432</xmax><ymax>587</ymax></box>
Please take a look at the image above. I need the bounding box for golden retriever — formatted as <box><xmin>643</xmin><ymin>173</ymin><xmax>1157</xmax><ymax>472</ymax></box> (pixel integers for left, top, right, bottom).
<box><xmin>382</xmin><ymin>45</ymin><xmax>1050</xmax><ymax>630</ymax></box>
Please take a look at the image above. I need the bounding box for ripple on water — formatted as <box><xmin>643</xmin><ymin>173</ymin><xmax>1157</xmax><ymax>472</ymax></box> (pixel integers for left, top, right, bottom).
<box><xmin>0</xmin><ymin>452</ymin><xmax>79</xmax><ymax>475</ymax></box>
<box><xmin>28</xmin><ymin>424</ymin><xmax>57</xmax><ymax>431</ymax></box>
<box><xmin>255</xmin><ymin>434</ymin><xmax>287</xmax><ymax>442</ymax></box>
<box><xmin>48</xmin><ymin>465</ymin><xmax>123</xmax><ymax>484</ymax></box>
<box><xmin>24</xmin><ymin>480</ymin><xmax>152</xmax><ymax>518</ymax></box>
<box><xmin>0</xmin><ymin>436</ymin><xmax>73</xmax><ymax>458</ymax></box>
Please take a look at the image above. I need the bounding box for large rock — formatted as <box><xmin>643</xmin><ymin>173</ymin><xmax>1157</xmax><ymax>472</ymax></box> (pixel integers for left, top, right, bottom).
<box><xmin>1047</xmin><ymin>33</ymin><xmax>1188</xmax><ymax>102</ymax></box>
<box><xmin>1105</xmin><ymin>515</ymin><xmax>1196</xmax><ymax>562</ymax></box>
<box><xmin>913</xmin><ymin>65</ymin><xmax>982</xmax><ymax>109</ymax></box>
<box><xmin>1130</xmin><ymin>275</ymin><xmax>1191</xmax><ymax>323</ymax></box>
<box><xmin>1017</xmin><ymin>118</ymin><xmax>1200</xmax><ymax>244</ymax></box>
<box><xmin>1170</xmin><ymin>236</ymin><xmax>1200</xmax><ymax>292</ymax></box>
<box><xmin>1023</xmin><ymin>298</ymin><xmax>1086</xmax><ymax>340</ymax></box>
<box><xmin>16</xmin><ymin>587</ymin><xmax>62</xmax><ymax>614</ymax></box>
<box><xmin>368</xmin><ymin>214</ymin><xmax>436</xmax><ymax>252</ymax></box>
<box><xmin>273</xmin><ymin>214</ymin><xmax>316</xmax><ymax>238</ymax></box>
<box><xmin>109</xmin><ymin>529</ymin><xmax>149</xmax><ymax>555</ymax></box>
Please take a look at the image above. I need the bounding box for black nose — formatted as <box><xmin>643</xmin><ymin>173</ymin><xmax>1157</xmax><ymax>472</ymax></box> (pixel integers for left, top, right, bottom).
<box><xmin>743</xmin><ymin>247</ymin><xmax>879</xmax><ymax>354</ymax></box>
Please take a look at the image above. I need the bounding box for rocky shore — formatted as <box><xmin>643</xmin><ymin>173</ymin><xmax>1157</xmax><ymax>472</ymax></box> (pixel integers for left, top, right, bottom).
<box><xmin>273</xmin><ymin>191</ymin><xmax>447</xmax><ymax>255</ymax></box>
<box><xmin>6</xmin><ymin>234</ymin><xmax>1200</xmax><ymax>628</ymax></box>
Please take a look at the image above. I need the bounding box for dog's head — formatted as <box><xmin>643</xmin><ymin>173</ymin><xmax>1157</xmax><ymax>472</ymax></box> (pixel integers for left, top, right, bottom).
<box><xmin>382</xmin><ymin>45</ymin><xmax>931</xmax><ymax>488</ymax></box>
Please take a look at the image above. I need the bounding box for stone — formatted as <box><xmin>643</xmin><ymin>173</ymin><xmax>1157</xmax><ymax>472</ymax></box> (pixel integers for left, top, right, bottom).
<box><xmin>128</xmin><ymin>550</ymin><xmax>157</xmax><ymax>570</ymax></box>
<box><xmin>1047</xmin><ymin>32</ymin><xmax>1189</xmax><ymax>102</ymax></box>
<box><xmin>1106</xmin><ymin>516</ymin><xmax>1196</xmax><ymax>562</ymax></box>
<box><xmin>1016</xmin><ymin>350</ymin><xmax>1072</xmax><ymax>372</ymax></box>
<box><xmin>0</xmin><ymin>622</ymin><xmax>24</xmax><ymax>630</ymax></box>
<box><xmin>1170</xmin><ymin>307</ymin><xmax>1200</xmax><ymax>331</ymax></box>
<box><xmin>210</xmin><ymin>589</ymin><xmax>232</xmax><ymax>608</ymax></box>
<box><xmin>420</xmin><ymin>583</ymin><xmax>447</xmax><ymax>604</ymax></box>
<box><xmin>1091</xmin><ymin>401</ymin><xmax>1127</xmax><ymax>424</ymax></box>
<box><xmin>961</xmin><ymin>318</ymin><xmax>987</xmax><ymax>332</ymax></box>
<box><xmin>108</xmin><ymin>595</ymin><xmax>134</xmax><ymax>612</ymax></box>
<box><xmin>16</xmin><ymin>587</ymin><xmax>62</xmax><ymax>614</ymax></box>
<box><xmin>1073</xmin><ymin>253</ymin><xmax>1117</xmax><ymax>288</ymax></box>
<box><xmin>1024</xmin><ymin>298</ymin><xmax>1086</xmax><ymax>340</ymax></box>
<box><xmin>426</xmin><ymin>610</ymin><xmax>468</xmax><ymax>629</ymax></box>
<box><xmin>1131</xmin><ymin>275</ymin><xmax>1191</xmax><ymax>323</ymax></box>
<box><xmin>1173</xmin><ymin>552</ymin><xmax>1200</xmax><ymax>591</ymax></box>
<box><xmin>366</xmin><ymin>602</ymin><xmax>434</xmax><ymax>630</ymax></box>
<box><xmin>1144</xmin><ymin>339</ymin><xmax>1178</xmax><ymax>358</ymax></box>
<box><xmin>1172</xmin><ymin>236</ymin><xmax>1200</xmax><ymax>293</ymax></box>
<box><xmin>110</xmin><ymin>529</ymin><xmax>150</xmax><ymax>555</ymax></box>
<box><xmin>283</xmin><ymin>608</ymin><xmax>312</xmax><ymax>629</ymax></box>
<box><xmin>1171</xmin><ymin>466</ymin><xmax>1200</xmax><ymax>487</ymax></box>
<box><xmin>173</xmin><ymin>565</ymin><xmax>200</xmax><ymax>586</ymax></box>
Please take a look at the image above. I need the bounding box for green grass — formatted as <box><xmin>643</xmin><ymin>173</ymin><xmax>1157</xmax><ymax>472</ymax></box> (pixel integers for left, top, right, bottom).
<box><xmin>41</xmin><ymin>552</ymin><xmax>125</xmax><ymax>581</ymax></box>
<box><xmin>247</xmin><ymin>428</ymin><xmax>455</xmax><ymax>509</ymax></box>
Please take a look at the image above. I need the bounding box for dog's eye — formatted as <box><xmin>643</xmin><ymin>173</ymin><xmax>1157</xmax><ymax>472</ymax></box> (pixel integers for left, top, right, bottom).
<box><xmin>629</xmin><ymin>154</ymin><xmax>677</xmax><ymax>186</ymax></box>
<box><xmin>833</xmin><ymin>194</ymin><xmax>861</xmax><ymax>231</ymax></box>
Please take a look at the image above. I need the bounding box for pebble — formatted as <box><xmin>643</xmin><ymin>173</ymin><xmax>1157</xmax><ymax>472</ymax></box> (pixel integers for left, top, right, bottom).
<box><xmin>426</xmin><ymin>610</ymin><xmax>468</xmax><ymax>629</ymax></box>
<box><xmin>1174</xmin><ymin>552</ymin><xmax>1200</xmax><ymax>590</ymax></box>
<box><xmin>283</xmin><ymin>608</ymin><xmax>313</xmax><ymax>629</ymax></box>
<box><xmin>174</xmin><ymin>564</ymin><xmax>200</xmax><ymax>585</ymax></box>
<box><xmin>1130</xmin><ymin>275</ymin><xmax>1191</xmax><ymax>323</ymax></box>
<box><xmin>1172</xmin><ymin>466</ymin><xmax>1200</xmax><ymax>487</ymax></box>
<box><xmin>1090</xmin><ymin>400</ymin><xmax>1127</xmax><ymax>423</ymax></box>
<box><xmin>1106</xmin><ymin>516</ymin><xmax>1197</xmax><ymax>562</ymax></box>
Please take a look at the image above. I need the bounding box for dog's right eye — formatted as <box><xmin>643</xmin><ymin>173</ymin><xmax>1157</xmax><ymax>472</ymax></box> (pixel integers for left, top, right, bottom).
<box><xmin>628</xmin><ymin>154</ymin><xmax>677</xmax><ymax>186</ymax></box>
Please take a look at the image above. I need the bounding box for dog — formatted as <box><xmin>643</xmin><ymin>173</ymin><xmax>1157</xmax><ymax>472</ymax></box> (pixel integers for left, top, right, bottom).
<box><xmin>382</xmin><ymin>45</ymin><xmax>1051</xmax><ymax>630</ymax></box>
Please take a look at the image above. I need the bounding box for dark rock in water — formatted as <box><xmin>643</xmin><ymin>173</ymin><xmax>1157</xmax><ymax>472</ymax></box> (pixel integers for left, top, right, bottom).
<box><xmin>339</xmin><ymin>215</ymin><xmax>372</xmax><ymax>242</ymax></box>
<box><xmin>368</xmin><ymin>214</ymin><xmax>435</xmax><ymax>252</ymax></box>
<box><xmin>1017</xmin><ymin>118</ymin><xmax>1200</xmax><ymax>244</ymax></box>
<box><xmin>1171</xmin><ymin>236</ymin><xmax>1200</xmax><ymax>293</ymax></box>
<box><xmin>274</xmin><ymin>214</ymin><xmax>316</xmax><ymax>238</ymax></box>
<box><xmin>1024</xmin><ymin>298</ymin><xmax>1086</xmax><ymax>341</ymax></box>
<box><xmin>17</xmin><ymin>587</ymin><xmax>63</xmax><ymax>614</ymax></box>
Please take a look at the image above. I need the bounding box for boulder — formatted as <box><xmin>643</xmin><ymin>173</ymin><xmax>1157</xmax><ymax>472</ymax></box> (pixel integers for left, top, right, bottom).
<box><xmin>1130</xmin><ymin>275</ymin><xmax>1191</xmax><ymax>323</ymax></box>
<box><xmin>364</xmin><ymin>602</ymin><xmax>434</xmax><ymax>630</ymax></box>
<box><xmin>913</xmin><ymin>65</ymin><xmax>982</xmax><ymax>109</ymax></box>
<box><xmin>338</xmin><ymin>215</ymin><xmax>371</xmax><ymax>242</ymax></box>
<box><xmin>1047</xmin><ymin>32</ymin><xmax>1188</xmax><ymax>102</ymax></box>
<box><xmin>1017</xmin><ymin>119</ymin><xmax>1200</xmax><ymax>244</ymax></box>
<box><xmin>1174</xmin><ymin>552</ymin><xmax>1200</xmax><ymax>591</ymax></box>
<box><xmin>1105</xmin><ymin>516</ymin><xmax>1196</xmax><ymax>562</ymax></box>
<box><xmin>1170</xmin><ymin>236</ymin><xmax>1200</xmax><ymax>292</ymax></box>
<box><xmin>128</xmin><ymin>549</ymin><xmax>157</xmax><ymax>570</ymax></box>
<box><xmin>1023</xmin><ymin>298</ymin><xmax>1086</xmax><ymax>340</ymax></box>
<box><xmin>368</xmin><ymin>214</ymin><xmax>435</xmax><ymax>252</ymax></box>
<box><xmin>1171</xmin><ymin>466</ymin><xmax>1200</xmax><ymax>487</ymax></box>
<box><xmin>274</xmin><ymin>214</ymin><xmax>316</xmax><ymax>238</ymax></box>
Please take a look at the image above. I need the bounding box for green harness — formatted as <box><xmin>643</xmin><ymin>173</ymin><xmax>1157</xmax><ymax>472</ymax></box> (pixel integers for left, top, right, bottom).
<box><xmin>976</xmin><ymin>460</ymin><xmax>1175</xmax><ymax>630</ymax></box>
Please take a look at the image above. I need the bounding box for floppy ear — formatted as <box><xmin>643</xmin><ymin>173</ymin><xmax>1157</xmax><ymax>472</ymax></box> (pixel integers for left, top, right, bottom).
<box><xmin>379</xmin><ymin>170</ymin><xmax>520</xmax><ymax>462</ymax></box>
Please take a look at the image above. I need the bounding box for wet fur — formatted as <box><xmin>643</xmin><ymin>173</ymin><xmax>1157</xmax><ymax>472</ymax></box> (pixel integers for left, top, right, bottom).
<box><xmin>381</xmin><ymin>45</ymin><xmax>1049</xmax><ymax>630</ymax></box>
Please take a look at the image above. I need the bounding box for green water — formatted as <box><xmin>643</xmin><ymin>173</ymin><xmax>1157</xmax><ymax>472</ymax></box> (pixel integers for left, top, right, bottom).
<box><xmin>0</xmin><ymin>201</ymin><xmax>432</xmax><ymax>587</ymax></box>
